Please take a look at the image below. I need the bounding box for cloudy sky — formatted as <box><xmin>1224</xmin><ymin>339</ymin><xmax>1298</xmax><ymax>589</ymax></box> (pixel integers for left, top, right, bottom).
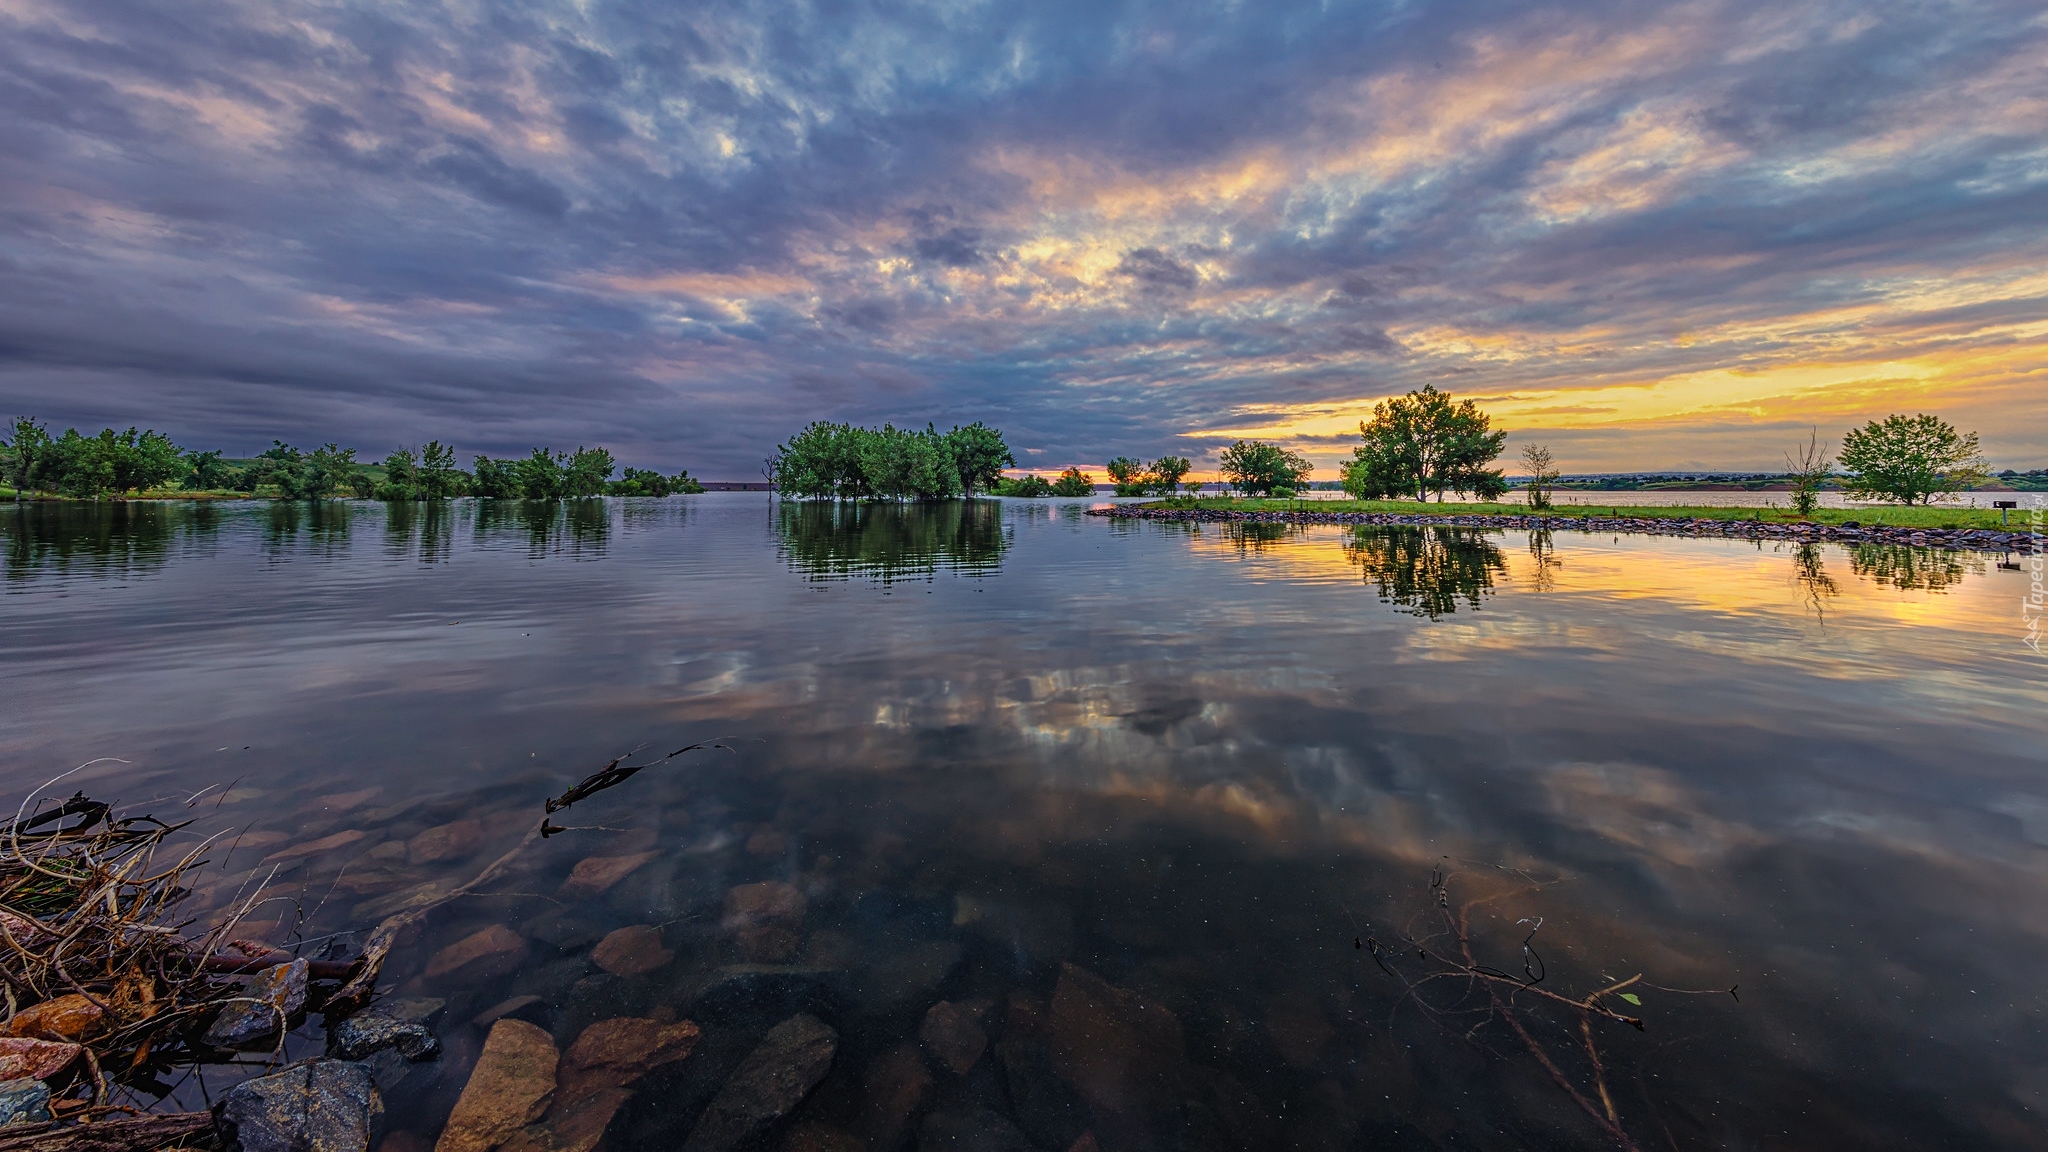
<box><xmin>3</xmin><ymin>0</ymin><xmax>2044</xmax><ymax>477</ymax></box>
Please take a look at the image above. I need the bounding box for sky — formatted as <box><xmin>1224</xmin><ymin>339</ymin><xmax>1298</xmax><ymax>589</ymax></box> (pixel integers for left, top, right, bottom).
<box><xmin>2</xmin><ymin>0</ymin><xmax>2044</xmax><ymax>479</ymax></box>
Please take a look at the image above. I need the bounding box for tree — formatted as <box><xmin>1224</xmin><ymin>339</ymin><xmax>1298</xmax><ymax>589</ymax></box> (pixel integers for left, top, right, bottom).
<box><xmin>380</xmin><ymin>447</ymin><xmax>420</xmax><ymax>500</ymax></box>
<box><xmin>1783</xmin><ymin>428</ymin><xmax>1831</xmax><ymax>517</ymax></box>
<box><xmin>943</xmin><ymin>422</ymin><xmax>1015</xmax><ymax>496</ymax></box>
<box><xmin>1219</xmin><ymin>440</ymin><xmax>1311</xmax><ymax>496</ymax></box>
<box><xmin>995</xmin><ymin>473</ymin><xmax>1054</xmax><ymax>497</ymax></box>
<box><xmin>4</xmin><ymin>417</ymin><xmax>51</xmax><ymax>499</ymax></box>
<box><xmin>1343</xmin><ymin>385</ymin><xmax>1506</xmax><ymax>502</ymax></box>
<box><xmin>184</xmin><ymin>449</ymin><xmax>235</xmax><ymax>491</ymax></box>
<box><xmin>305</xmin><ymin>444</ymin><xmax>359</xmax><ymax>498</ymax></box>
<box><xmin>1106</xmin><ymin>456</ymin><xmax>1149</xmax><ymax>496</ymax></box>
<box><xmin>418</xmin><ymin>440</ymin><xmax>462</xmax><ymax>498</ymax></box>
<box><xmin>1838</xmin><ymin>414</ymin><xmax>1984</xmax><ymax>505</ymax></box>
<box><xmin>472</xmin><ymin>455</ymin><xmax>521</xmax><ymax>498</ymax></box>
<box><xmin>564</xmin><ymin>446</ymin><xmax>616</xmax><ymax>497</ymax></box>
<box><xmin>1519</xmin><ymin>444</ymin><xmax>1559</xmax><ymax>510</ymax></box>
<box><xmin>516</xmin><ymin>448</ymin><xmax>566</xmax><ymax>499</ymax></box>
<box><xmin>1049</xmin><ymin>467</ymin><xmax>1095</xmax><ymax>497</ymax></box>
<box><xmin>1148</xmin><ymin>456</ymin><xmax>1192</xmax><ymax>495</ymax></box>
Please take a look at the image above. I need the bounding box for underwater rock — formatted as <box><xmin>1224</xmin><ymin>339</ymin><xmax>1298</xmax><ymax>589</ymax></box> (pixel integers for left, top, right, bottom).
<box><xmin>427</xmin><ymin>926</ymin><xmax>527</xmax><ymax>981</ymax></box>
<box><xmin>435</xmin><ymin>1020</ymin><xmax>558</xmax><ymax>1152</ymax></box>
<box><xmin>916</xmin><ymin>1108</ymin><xmax>1035</xmax><ymax>1152</ymax></box>
<box><xmin>216</xmin><ymin>1059</ymin><xmax>383</xmax><ymax>1152</ymax></box>
<box><xmin>681</xmin><ymin>1014</ymin><xmax>837</xmax><ymax>1152</ymax></box>
<box><xmin>591</xmin><ymin>926</ymin><xmax>672</xmax><ymax>978</ymax></box>
<box><xmin>561</xmin><ymin>853</ymin><xmax>660</xmax><ymax>897</ymax></box>
<box><xmin>689</xmin><ymin>965</ymin><xmax>840</xmax><ymax>1029</ymax></box>
<box><xmin>722</xmin><ymin>882</ymin><xmax>807</xmax><ymax>962</ymax></box>
<box><xmin>407</xmin><ymin>820</ymin><xmax>487</xmax><ymax>865</ymax></box>
<box><xmin>918</xmin><ymin>1001</ymin><xmax>986</xmax><ymax>1076</ymax></box>
<box><xmin>1044</xmin><ymin>963</ymin><xmax>1189</xmax><ymax>1146</ymax></box>
<box><xmin>856</xmin><ymin>1042</ymin><xmax>930</xmax><ymax>1152</ymax></box>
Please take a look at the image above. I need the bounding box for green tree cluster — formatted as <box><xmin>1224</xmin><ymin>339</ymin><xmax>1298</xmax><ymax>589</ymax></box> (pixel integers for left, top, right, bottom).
<box><xmin>4</xmin><ymin>419</ymin><xmax>186</xmax><ymax>498</ymax></box>
<box><xmin>766</xmin><ymin>421</ymin><xmax>1015</xmax><ymax>500</ymax></box>
<box><xmin>1219</xmin><ymin>440</ymin><xmax>1312</xmax><ymax>497</ymax></box>
<box><xmin>1105</xmin><ymin>455</ymin><xmax>1193</xmax><ymax>496</ymax></box>
<box><xmin>1838</xmin><ymin>414</ymin><xmax>1986</xmax><ymax>505</ymax></box>
<box><xmin>994</xmin><ymin>474</ymin><xmax>1056</xmax><ymax>497</ymax></box>
<box><xmin>1049</xmin><ymin>468</ymin><xmax>1096</xmax><ymax>497</ymax></box>
<box><xmin>1341</xmin><ymin>385</ymin><xmax>1507</xmax><ymax>501</ymax></box>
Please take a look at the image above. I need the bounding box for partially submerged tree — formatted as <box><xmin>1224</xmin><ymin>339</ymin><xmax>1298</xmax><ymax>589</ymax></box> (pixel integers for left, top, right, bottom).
<box><xmin>767</xmin><ymin>420</ymin><xmax>1016</xmax><ymax>500</ymax></box>
<box><xmin>1049</xmin><ymin>467</ymin><xmax>1096</xmax><ymax>497</ymax></box>
<box><xmin>1343</xmin><ymin>385</ymin><xmax>1507</xmax><ymax>501</ymax></box>
<box><xmin>1219</xmin><ymin>439</ymin><xmax>1312</xmax><ymax>496</ymax></box>
<box><xmin>1838</xmin><ymin>414</ymin><xmax>1984</xmax><ymax>505</ymax></box>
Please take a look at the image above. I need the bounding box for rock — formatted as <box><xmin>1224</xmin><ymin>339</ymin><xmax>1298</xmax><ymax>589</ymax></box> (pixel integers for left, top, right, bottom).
<box><xmin>522</xmin><ymin>909</ymin><xmax>607</xmax><ymax>953</ymax></box>
<box><xmin>357</xmin><ymin>882</ymin><xmax>454</xmax><ymax>922</ymax></box>
<box><xmin>994</xmin><ymin>1037</ymin><xmax>1088</xmax><ymax>1152</ymax></box>
<box><xmin>216</xmin><ymin>1059</ymin><xmax>383</xmax><ymax>1152</ymax></box>
<box><xmin>552</xmin><ymin>976</ymin><xmax>649</xmax><ymax>1047</ymax></box>
<box><xmin>263</xmin><ymin>829</ymin><xmax>369</xmax><ymax>864</ymax></box>
<box><xmin>723</xmin><ymin>882</ymin><xmax>807</xmax><ymax>962</ymax></box>
<box><xmin>316</xmin><ymin>787</ymin><xmax>382</xmax><ymax>811</ymax></box>
<box><xmin>408</xmin><ymin>820</ymin><xmax>488</xmax><ymax>865</ymax></box>
<box><xmin>1045</xmin><ymin>962</ymin><xmax>1187</xmax><ymax>1132</ymax></box>
<box><xmin>328</xmin><ymin>998</ymin><xmax>444</xmax><ymax>1062</ymax></box>
<box><xmin>498</xmin><ymin>1086</ymin><xmax>629</xmax><ymax>1152</ymax></box>
<box><xmin>780</xmin><ymin>1123</ymin><xmax>862</xmax><ymax>1152</ymax></box>
<box><xmin>918</xmin><ymin>1001</ymin><xmax>986</xmax><ymax>1076</ymax></box>
<box><xmin>689</xmin><ymin>966</ymin><xmax>839</xmax><ymax>1029</ymax></box>
<box><xmin>0</xmin><ymin>995</ymin><xmax>104</xmax><ymax>1041</ymax></box>
<box><xmin>835</xmin><ymin>940</ymin><xmax>962</xmax><ymax>1023</ymax></box>
<box><xmin>591</xmin><ymin>926</ymin><xmax>672</xmax><ymax>978</ymax></box>
<box><xmin>561</xmin><ymin>1012</ymin><xmax>704</xmax><ymax>1082</ymax></box>
<box><xmin>435</xmin><ymin>1020</ymin><xmax>558</xmax><ymax>1152</ymax></box>
<box><xmin>427</xmin><ymin>926</ymin><xmax>527</xmax><ymax>980</ymax></box>
<box><xmin>0</xmin><ymin>1038</ymin><xmax>81</xmax><ymax>1081</ymax></box>
<box><xmin>856</xmin><ymin>1043</ymin><xmax>930</xmax><ymax>1152</ymax></box>
<box><xmin>560</xmin><ymin>853</ymin><xmax>659</xmax><ymax>897</ymax></box>
<box><xmin>681</xmin><ymin>1014</ymin><xmax>837</xmax><ymax>1152</ymax></box>
<box><xmin>916</xmin><ymin>1109</ymin><xmax>1035</xmax><ymax>1152</ymax></box>
<box><xmin>474</xmin><ymin>996</ymin><xmax>550</xmax><ymax>1030</ymax></box>
<box><xmin>0</xmin><ymin>1079</ymin><xmax>52</xmax><ymax>1127</ymax></box>
<box><xmin>206</xmin><ymin>959</ymin><xmax>310</xmax><ymax>1048</ymax></box>
<box><xmin>744</xmin><ymin>830</ymin><xmax>790</xmax><ymax>858</ymax></box>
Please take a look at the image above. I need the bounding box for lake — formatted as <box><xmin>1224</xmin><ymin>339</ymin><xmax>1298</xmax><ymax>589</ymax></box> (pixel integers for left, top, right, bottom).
<box><xmin>3</xmin><ymin>496</ymin><xmax>2044</xmax><ymax>1150</ymax></box>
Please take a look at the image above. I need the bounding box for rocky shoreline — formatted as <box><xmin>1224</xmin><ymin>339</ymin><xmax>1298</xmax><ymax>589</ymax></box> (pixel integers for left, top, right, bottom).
<box><xmin>1087</xmin><ymin>505</ymin><xmax>2040</xmax><ymax>554</ymax></box>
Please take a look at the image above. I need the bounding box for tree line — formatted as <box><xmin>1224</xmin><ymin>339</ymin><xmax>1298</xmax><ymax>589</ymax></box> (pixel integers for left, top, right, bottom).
<box><xmin>766</xmin><ymin>421</ymin><xmax>1015</xmax><ymax>500</ymax></box>
<box><xmin>2</xmin><ymin>418</ymin><xmax>702</xmax><ymax>500</ymax></box>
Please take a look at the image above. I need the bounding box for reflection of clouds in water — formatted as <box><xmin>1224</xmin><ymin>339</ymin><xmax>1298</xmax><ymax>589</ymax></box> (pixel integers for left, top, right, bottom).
<box><xmin>1542</xmin><ymin>760</ymin><xmax>1764</xmax><ymax>868</ymax></box>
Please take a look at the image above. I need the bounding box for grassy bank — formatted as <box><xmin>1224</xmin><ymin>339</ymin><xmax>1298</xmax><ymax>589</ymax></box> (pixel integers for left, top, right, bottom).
<box><xmin>1153</xmin><ymin>497</ymin><xmax>2032</xmax><ymax>531</ymax></box>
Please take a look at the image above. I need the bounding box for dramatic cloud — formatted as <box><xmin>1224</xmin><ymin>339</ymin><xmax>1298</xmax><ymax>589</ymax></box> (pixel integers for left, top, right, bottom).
<box><xmin>1</xmin><ymin>0</ymin><xmax>2043</xmax><ymax>475</ymax></box>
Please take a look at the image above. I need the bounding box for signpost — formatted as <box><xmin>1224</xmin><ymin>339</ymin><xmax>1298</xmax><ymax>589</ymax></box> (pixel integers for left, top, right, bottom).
<box><xmin>1994</xmin><ymin>499</ymin><xmax>2018</xmax><ymax>526</ymax></box>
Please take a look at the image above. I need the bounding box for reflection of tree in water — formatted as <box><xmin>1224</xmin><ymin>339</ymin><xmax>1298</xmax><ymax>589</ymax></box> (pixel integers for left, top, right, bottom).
<box><xmin>382</xmin><ymin>500</ymin><xmax>454</xmax><ymax>564</ymax></box>
<box><xmin>475</xmin><ymin>499</ymin><xmax>610</xmax><ymax>558</ymax></box>
<box><xmin>777</xmin><ymin>500</ymin><xmax>1007</xmax><ymax>583</ymax></box>
<box><xmin>1849</xmin><ymin>543</ymin><xmax>1980</xmax><ymax>592</ymax></box>
<box><xmin>1344</xmin><ymin>525</ymin><xmax>1507</xmax><ymax>618</ymax></box>
<box><xmin>1525</xmin><ymin>527</ymin><xmax>1563</xmax><ymax>593</ymax></box>
<box><xmin>1791</xmin><ymin>543</ymin><xmax>1837</xmax><ymax>620</ymax></box>
<box><xmin>264</xmin><ymin>500</ymin><xmax>353</xmax><ymax>559</ymax></box>
<box><xmin>4</xmin><ymin>501</ymin><xmax>221</xmax><ymax>581</ymax></box>
<box><xmin>1219</xmin><ymin>521</ymin><xmax>1307</xmax><ymax>554</ymax></box>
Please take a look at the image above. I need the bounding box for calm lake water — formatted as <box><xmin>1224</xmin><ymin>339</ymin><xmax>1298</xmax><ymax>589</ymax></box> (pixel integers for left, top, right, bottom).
<box><xmin>3</xmin><ymin>496</ymin><xmax>2045</xmax><ymax>1151</ymax></box>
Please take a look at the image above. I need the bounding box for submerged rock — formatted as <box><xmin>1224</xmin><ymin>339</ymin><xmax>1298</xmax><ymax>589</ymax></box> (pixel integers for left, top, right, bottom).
<box><xmin>916</xmin><ymin>1108</ymin><xmax>1035</xmax><ymax>1152</ymax></box>
<box><xmin>689</xmin><ymin>965</ymin><xmax>839</xmax><ymax>1029</ymax></box>
<box><xmin>329</xmin><ymin>998</ymin><xmax>444</xmax><ymax>1062</ymax></box>
<box><xmin>216</xmin><ymin>1059</ymin><xmax>383</xmax><ymax>1152</ymax></box>
<box><xmin>435</xmin><ymin>1020</ymin><xmax>558</xmax><ymax>1152</ymax></box>
<box><xmin>500</xmin><ymin>1017</ymin><xmax>703</xmax><ymax>1152</ymax></box>
<box><xmin>1044</xmin><ymin>963</ymin><xmax>1188</xmax><ymax>1146</ymax></box>
<box><xmin>408</xmin><ymin>820</ymin><xmax>487</xmax><ymax>865</ymax></box>
<box><xmin>427</xmin><ymin>925</ymin><xmax>527</xmax><ymax>981</ymax></box>
<box><xmin>918</xmin><ymin>1001</ymin><xmax>986</xmax><ymax>1076</ymax></box>
<box><xmin>835</xmin><ymin>940</ymin><xmax>962</xmax><ymax>1023</ymax></box>
<box><xmin>206</xmin><ymin>960</ymin><xmax>309</xmax><ymax>1049</ymax></box>
<box><xmin>682</xmin><ymin>1014</ymin><xmax>837</xmax><ymax>1152</ymax></box>
<box><xmin>0</xmin><ymin>1078</ymin><xmax>52</xmax><ymax>1127</ymax></box>
<box><xmin>591</xmin><ymin>926</ymin><xmax>672</xmax><ymax>978</ymax></box>
<box><xmin>856</xmin><ymin>1043</ymin><xmax>930</xmax><ymax>1152</ymax></box>
<box><xmin>722</xmin><ymin>882</ymin><xmax>807</xmax><ymax>962</ymax></box>
<box><xmin>561</xmin><ymin>853</ymin><xmax>660</xmax><ymax>897</ymax></box>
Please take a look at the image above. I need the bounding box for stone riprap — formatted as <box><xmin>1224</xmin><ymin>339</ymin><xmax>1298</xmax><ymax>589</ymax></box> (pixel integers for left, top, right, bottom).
<box><xmin>1087</xmin><ymin>506</ymin><xmax>2039</xmax><ymax>553</ymax></box>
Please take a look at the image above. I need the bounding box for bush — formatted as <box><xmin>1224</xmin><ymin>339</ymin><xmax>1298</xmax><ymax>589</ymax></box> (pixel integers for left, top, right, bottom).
<box><xmin>1049</xmin><ymin>468</ymin><xmax>1095</xmax><ymax>497</ymax></box>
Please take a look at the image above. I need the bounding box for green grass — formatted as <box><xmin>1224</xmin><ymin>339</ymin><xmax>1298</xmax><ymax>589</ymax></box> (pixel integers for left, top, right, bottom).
<box><xmin>1145</xmin><ymin>497</ymin><xmax>2028</xmax><ymax>531</ymax></box>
